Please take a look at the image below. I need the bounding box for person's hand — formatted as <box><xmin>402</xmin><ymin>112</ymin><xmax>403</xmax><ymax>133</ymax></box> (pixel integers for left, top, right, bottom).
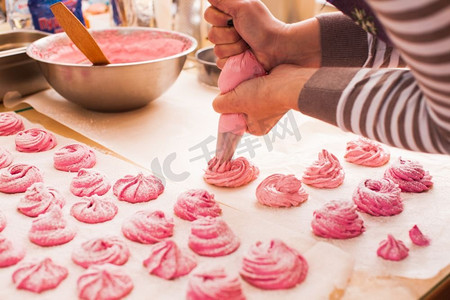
<box><xmin>205</xmin><ymin>0</ymin><xmax>285</xmax><ymax>70</ymax></box>
<box><xmin>212</xmin><ymin>64</ymin><xmax>318</xmax><ymax>135</ymax></box>
<box><xmin>205</xmin><ymin>0</ymin><xmax>321</xmax><ymax>70</ymax></box>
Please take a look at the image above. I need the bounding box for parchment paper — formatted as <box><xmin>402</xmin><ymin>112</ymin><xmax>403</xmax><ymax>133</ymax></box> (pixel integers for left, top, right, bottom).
<box><xmin>4</xmin><ymin>70</ymin><xmax>449</xmax><ymax>279</ymax></box>
<box><xmin>4</xmin><ymin>72</ymin><xmax>223</xmax><ymax>171</ymax></box>
<box><xmin>0</xmin><ymin>117</ymin><xmax>354</xmax><ymax>299</ymax></box>
<box><xmin>200</xmin><ymin>120</ymin><xmax>450</xmax><ymax>279</ymax></box>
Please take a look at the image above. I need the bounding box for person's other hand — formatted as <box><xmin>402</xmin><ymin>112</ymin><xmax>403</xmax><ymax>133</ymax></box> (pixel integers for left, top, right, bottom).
<box><xmin>212</xmin><ymin>65</ymin><xmax>318</xmax><ymax>135</ymax></box>
<box><xmin>205</xmin><ymin>0</ymin><xmax>286</xmax><ymax>70</ymax></box>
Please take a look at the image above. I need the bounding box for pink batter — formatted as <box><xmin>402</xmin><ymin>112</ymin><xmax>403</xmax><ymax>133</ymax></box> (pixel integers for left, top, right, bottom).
<box><xmin>113</xmin><ymin>172</ymin><xmax>164</xmax><ymax>203</ymax></box>
<box><xmin>0</xmin><ymin>147</ymin><xmax>13</xmax><ymax>169</ymax></box>
<box><xmin>0</xmin><ymin>210</ymin><xmax>5</xmax><ymax>232</ymax></box>
<box><xmin>15</xmin><ymin>128</ymin><xmax>57</xmax><ymax>153</ymax></box>
<box><xmin>46</xmin><ymin>31</ymin><xmax>187</xmax><ymax>64</ymax></box>
<box><xmin>384</xmin><ymin>157</ymin><xmax>433</xmax><ymax>192</ymax></box>
<box><xmin>187</xmin><ymin>265</ymin><xmax>245</xmax><ymax>300</ymax></box>
<box><xmin>54</xmin><ymin>144</ymin><xmax>96</xmax><ymax>172</ymax></box>
<box><xmin>122</xmin><ymin>210</ymin><xmax>174</xmax><ymax>244</ymax></box>
<box><xmin>18</xmin><ymin>182</ymin><xmax>65</xmax><ymax>217</ymax></box>
<box><xmin>188</xmin><ymin>216</ymin><xmax>240</xmax><ymax>257</ymax></box>
<box><xmin>77</xmin><ymin>264</ymin><xmax>134</xmax><ymax>300</ymax></box>
<box><xmin>344</xmin><ymin>138</ymin><xmax>390</xmax><ymax>167</ymax></box>
<box><xmin>28</xmin><ymin>206</ymin><xmax>76</xmax><ymax>247</ymax></box>
<box><xmin>409</xmin><ymin>225</ymin><xmax>431</xmax><ymax>246</ymax></box>
<box><xmin>218</xmin><ymin>113</ymin><xmax>247</xmax><ymax>135</ymax></box>
<box><xmin>70</xmin><ymin>168</ymin><xmax>111</xmax><ymax>197</ymax></box>
<box><xmin>0</xmin><ymin>234</ymin><xmax>25</xmax><ymax>267</ymax></box>
<box><xmin>256</xmin><ymin>174</ymin><xmax>308</xmax><ymax>208</ymax></box>
<box><xmin>240</xmin><ymin>239</ymin><xmax>308</xmax><ymax>290</ymax></box>
<box><xmin>0</xmin><ymin>112</ymin><xmax>24</xmax><ymax>136</ymax></box>
<box><xmin>143</xmin><ymin>240</ymin><xmax>197</xmax><ymax>280</ymax></box>
<box><xmin>311</xmin><ymin>200</ymin><xmax>365</xmax><ymax>239</ymax></box>
<box><xmin>174</xmin><ymin>189</ymin><xmax>222</xmax><ymax>221</ymax></box>
<box><xmin>72</xmin><ymin>236</ymin><xmax>130</xmax><ymax>268</ymax></box>
<box><xmin>302</xmin><ymin>149</ymin><xmax>345</xmax><ymax>189</ymax></box>
<box><xmin>218</xmin><ymin>49</ymin><xmax>266</xmax><ymax>94</ymax></box>
<box><xmin>204</xmin><ymin>157</ymin><xmax>259</xmax><ymax>188</ymax></box>
<box><xmin>0</xmin><ymin>164</ymin><xmax>43</xmax><ymax>194</ymax></box>
<box><xmin>377</xmin><ymin>234</ymin><xmax>409</xmax><ymax>261</ymax></box>
<box><xmin>352</xmin><ymin>178</ymin><xmax>402</xmax><ymax>216</ymax></box>
<box><xmin>71</xmin><ymin>195</ymin><xmax>118</xmax><ymax>224</ymax></box>
<box><xmin>12</xmin><ymin>258</ymin><xmax>68</xmax><ymax>293</ymax></box>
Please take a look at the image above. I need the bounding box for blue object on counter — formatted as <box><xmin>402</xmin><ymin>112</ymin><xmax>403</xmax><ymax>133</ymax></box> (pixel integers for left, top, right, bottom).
<box><xmin>28</xmin><ymin>0</ymin><xmax>85</xmax><ymax>33</ymax></box>
<box><xmin>110</xmin><ymin>0</ymin><xmax>119</xmax><ymax>26</ymax></box>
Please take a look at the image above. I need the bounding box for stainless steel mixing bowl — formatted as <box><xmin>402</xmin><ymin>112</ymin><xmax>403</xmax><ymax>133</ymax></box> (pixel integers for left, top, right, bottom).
<box><xmin>26</xmin><ymin>27</ymin><xmax>197</xmax><ymax>112</ymax></box>
<box><xmin>0</xmin><ymin>30</ymin><xmax>50</xmax><ymax>101</ymax></box>
<box><xmin>195</xmin><ymin>46</ymin><xmax>220</xmax><ymax>87</ymax></box>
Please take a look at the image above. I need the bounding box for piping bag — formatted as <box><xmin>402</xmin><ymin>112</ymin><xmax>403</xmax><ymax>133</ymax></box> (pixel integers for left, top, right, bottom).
<box><xmin>214</xmin><ymin>48</ymin><xmax>267</xmax><ymax>166</ymax></box>
<box><xmin>216</xmin><ymin>113</ymin><xmax>247</xmax><ymax>165</ymax></box>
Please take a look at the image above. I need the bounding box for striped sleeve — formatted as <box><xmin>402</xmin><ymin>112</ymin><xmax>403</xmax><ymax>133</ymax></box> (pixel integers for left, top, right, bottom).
<box><xmin>317</xmin><ymin>12</ymin><xmax>406</xmax><ymax>68</ymax></box>
<box><xmin>363</xmin><ymin>34</ymin><xmax>406</xmax><ymax>68</ymax></box>
<box><xmin>299</xmin><ymin>0</ymin><xmax>450</xmax><ymax>154</ymax></box>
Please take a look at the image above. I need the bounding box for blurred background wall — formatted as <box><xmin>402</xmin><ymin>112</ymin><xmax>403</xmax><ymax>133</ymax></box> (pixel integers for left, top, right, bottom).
<box><xmin>261</xmin><ymin>0</ymin><xmax>337</xmax><ymax>22</ymax></box>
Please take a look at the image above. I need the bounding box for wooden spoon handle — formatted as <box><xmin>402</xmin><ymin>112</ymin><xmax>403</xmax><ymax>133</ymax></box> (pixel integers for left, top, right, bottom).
<box><xmin>50</xmin><ymin>2</ymin><xmax>110</xmax><ymax>65</ymax></box>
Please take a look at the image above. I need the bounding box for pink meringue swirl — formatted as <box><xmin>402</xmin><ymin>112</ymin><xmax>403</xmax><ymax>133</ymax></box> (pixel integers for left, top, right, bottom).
<box><xmin>113</xmin><ymin>172</ymin><xmax>164</xmax><ymax>203</ymax></box>
<box><xmin>187</xmin><ymin>265</ymin><xmax>245</xmax><ymax>300</ymax></box>
<box><xmin>53</xmin><ymin>144</ymin><xmax>96</xmax><ymax>172</ymax></box>
<box><xmin>71</xmin><ymin>195</ymin><xmax>118</xmax><ymax>224</ymax></box>
<box><xmin>143</xmin><ymin>240</ymin><xmax>197</xmax><ymax>280</ymax></box>
<box><xmin>240</xmin><ymin>239</ymin><xmax>308</xmax><ymax>290</ymax></box>
<box><xmin>0</xmin><ymin>210</ymin><xmax>5</xmax><ymax>232</ymax></box>
<box><xmin>70</xmin><ymin>168</ymin><xmax>111</xmax><ymax>197</ymax></box>
<box><xmin>122</xmin><ymin>210</ymin><xmax>174</xmax><ymax>244</ymax></box>
<box><xmin>17</xmin><ymin>182</ymin><xmax>65</xmax><ymax>217</ymax></box>
<box><xmin>0</xmin><ymin>147</ymin><xmax>13</xmax><ymax>169</ymax></box>
<box><xmin>0</xmin><ymin>234</ymin><xmax>25</xmax><ymax>267</ymax></box>
<box><xmin>174</xmin><ymin>189</ymin><xmax>222</xmax><ymax>221</ymax></box>
<box><xmin>384</xmin><ymin>157</ymin><xmax>433</xmax><ymax>192</ymax></box>
<box><xmin>302</xmin><ymin>149</ymin><xmax>345</xmax><ymax>188</ymax></box>
<box><xmin>344</xmin><ymin>138</ymin><xmax>390</xmax><ymax>167</ymax></box>
<box><xmin>72</xmin><ymin>236</ymin><xmax>130</xmax><ymax>268</ymax></box>
<box><xmin>311</xmin><ymin>200</ymin><xmax>365</xmax><ymax>239</ymax></box>
<box><xmin>77</xmin><ymin>264</ymin><xmax>133</xmax><ymax>300</ymax></box>
<box><xmin>15</xmin><ymin>128</ymin><xmax>57</xmax><ymax>152</ymax></box>
<box><xmin>204</xmin><ymin>156</ymin><xmax>259</xmax><ymax>188</ymax></box>
<box><xmin>12</xmin><ymin>258</ymin><xmax>68</xmax><ymax>293</ymax></box>
<box><xmin>256</xmin><ymin>174</ymin><xmax>308</xmax><ymax>207</ymax></box>
<box><xmin>377</xmin><ymin>234</ymin><xmax>409</xmax><ymax>261</ymax></box>
<box><xmin>29</xmin><ymin>206</ymin><xmax>76</xmax><ymax>246</ymax></box>
<box><xmin>189</xmin><ymin>216</ymin><xmax>240</xmax><ymax>257</ymax></box>
<box><xmin>409</xmin><ymin>225</ymin><xmax>431</xmax><ymax>246</ymax></box>
<box><xmin>352</xmin><ymin>179</ymin><xmax>402</xmax><ymax>216</ymax></box>
<box><xmin>0</xmin><ymin>112</ymin><xmax>24</xmax><ymax>136</ymax></box>
<box><xmin>0</xmin><ymin>164</ymin><xmax>43</xmax><ymax>194</ymax></box>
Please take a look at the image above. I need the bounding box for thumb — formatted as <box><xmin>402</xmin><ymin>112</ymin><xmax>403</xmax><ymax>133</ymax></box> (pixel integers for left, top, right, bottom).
<box><xmin>212</xmin><ymin>91</ymin><xmax>242</xmax><ymax>114</ymax></box>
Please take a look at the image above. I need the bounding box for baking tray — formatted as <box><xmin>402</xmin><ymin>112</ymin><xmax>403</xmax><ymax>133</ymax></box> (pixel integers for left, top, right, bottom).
<box><xmin>0</xmin><ymin>30</ymin><xmax>50</xmax><ymax>101</ymax></box>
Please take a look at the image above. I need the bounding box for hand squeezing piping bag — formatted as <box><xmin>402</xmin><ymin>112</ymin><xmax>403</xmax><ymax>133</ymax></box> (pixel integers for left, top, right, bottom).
<box><xmin>214</xmin><ymin>47</ymin><xmax>266</xmax><ymax>164</ymax></box>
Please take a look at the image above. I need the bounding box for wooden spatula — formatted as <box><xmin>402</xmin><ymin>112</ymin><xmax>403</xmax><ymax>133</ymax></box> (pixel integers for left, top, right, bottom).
<box><xmin>50</xmin><ymin>2</ymin><xmax>110</xmax><ymax>65</ymax></box>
